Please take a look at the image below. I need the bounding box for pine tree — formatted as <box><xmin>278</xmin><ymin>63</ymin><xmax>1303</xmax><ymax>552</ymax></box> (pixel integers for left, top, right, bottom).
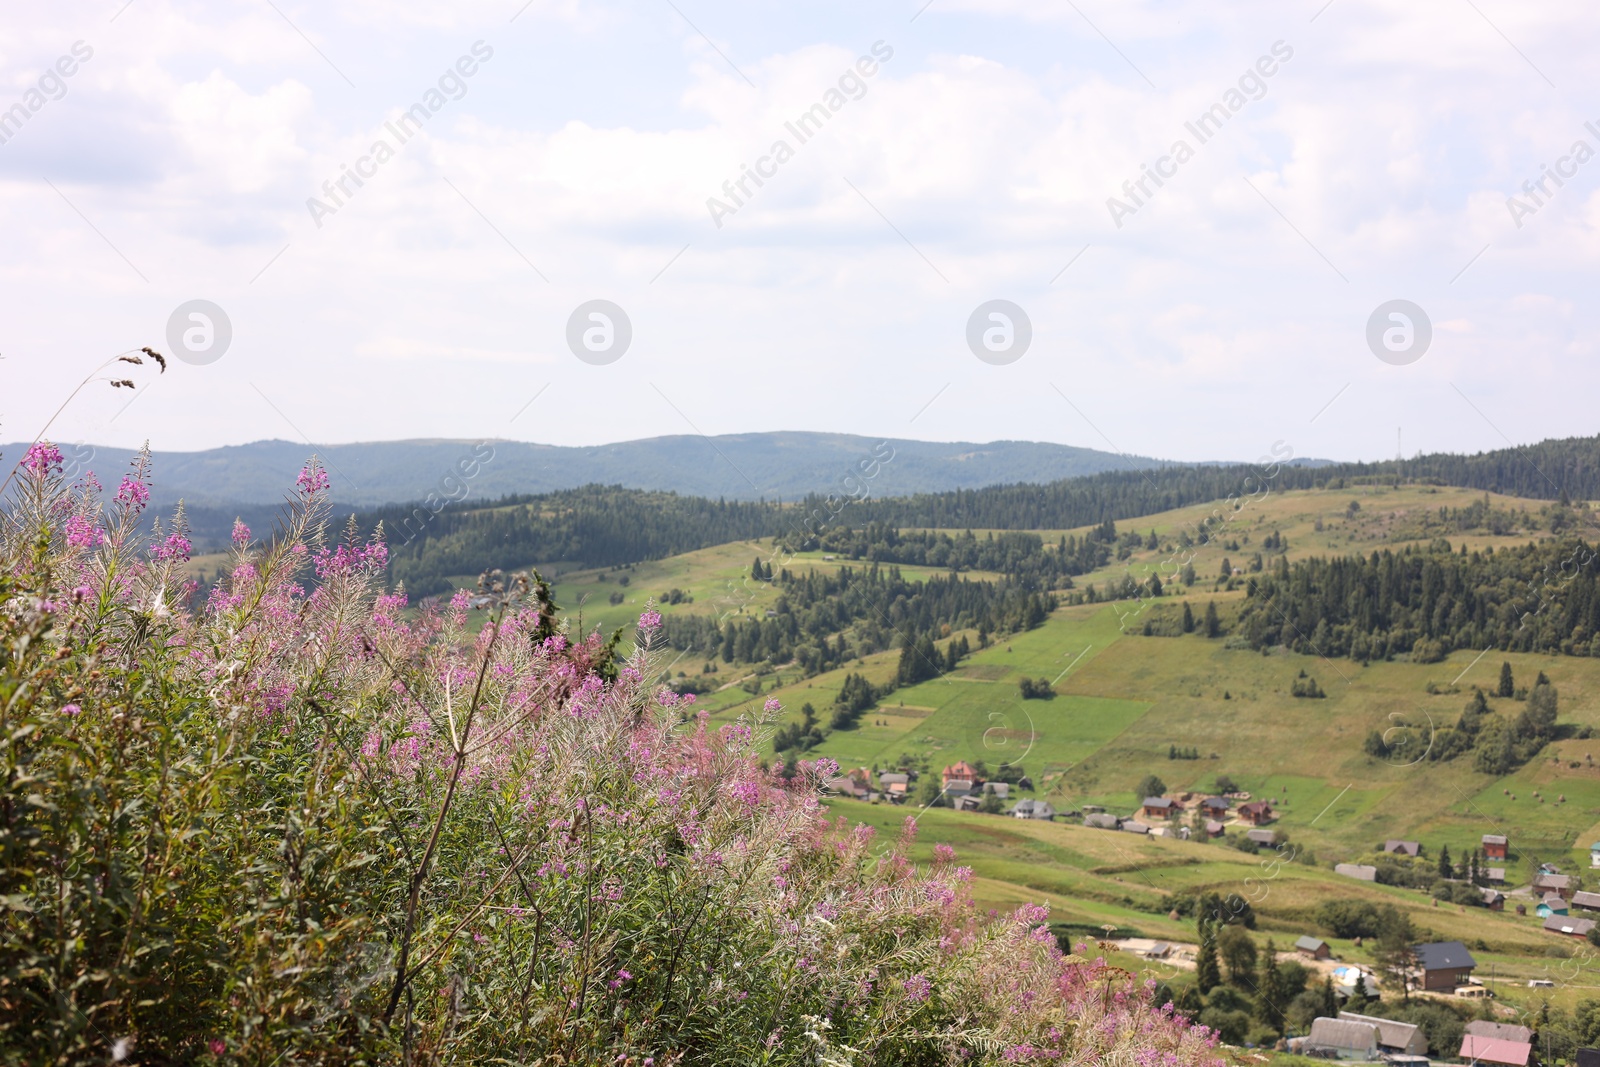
<box><xmin>1321</xmin><ymin>976</ymin><xmax>1338</xmax><ymax>1019</ymax></box>
<box><xmin>1204</xmin><ymin>602</ymin><xmax>1221</xmax><ymax>638</ymax></box>
<box><xmin>1470</xmin><ymin>850</ymin><xmax>1480</xmax><ymax>886</ymax></box>
<box><xmin>1196</xmin><ymin>916</ymin><xmax>1221</xmax><ymax>993</ymax></box>
<box><xmin>1257</xmin><ymin>938</ymin><xmax>1287</xmax><ymax>1024</ymax></box>
<box><xmin>1182</xmin><ymin>601</ymin><xmax>1195</xmax><ymax>633</ymax></box>
<box><xmin>1349</xmin><ymin>974</ymin><xmax>1369</xmax><ymax>1010</ymax></box>
<box><xmin>1499</xmin><ymin>661</ymin><xmax>1516</xmax><ymax>698</ymax></box>
<box><xmin>1438</xmin><ymin>844</ymin><xmax>1452</xmax><ymax>880</ymax></box>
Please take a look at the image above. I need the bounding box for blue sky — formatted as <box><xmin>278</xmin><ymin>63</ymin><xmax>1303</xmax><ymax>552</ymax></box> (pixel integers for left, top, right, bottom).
<box><xmin>2</xmin><ymin>0</ymin><xmax>1597</xmax><ymax>468</ymax></box>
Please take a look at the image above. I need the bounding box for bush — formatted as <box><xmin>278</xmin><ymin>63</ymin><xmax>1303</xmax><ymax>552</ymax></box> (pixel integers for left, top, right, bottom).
<box><xmin>1315</xmin><ymin>899</ymin><xmax>1384</xmax><ymax>938</ymax></box>
<box><xmin>0</xmin><ymin>446</ymin><xmax>1224</xmax><ymax>1065</ymax></box>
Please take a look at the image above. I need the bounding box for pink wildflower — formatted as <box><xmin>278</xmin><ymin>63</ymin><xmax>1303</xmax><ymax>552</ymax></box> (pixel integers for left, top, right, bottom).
<box><xmin>115</xmin><ymin>474</ymin><xmax>149</xmax><ymax>509</ymax></box>
<box><xmin>638</xmin><ymin>608</ymin><xmax>662</xmax><ymax>629</ymax></box>
<box><xmin>61</xmin><ymin>703</ymin><xmax>81</xmax><ymax>716</ymax></box>
<box><xmin>903</xmin><ymin>974</ymin><xmax>932</xmax><ymax>1002</ymax></box>
<box><xmin>231</xmin><ymin>520</ymin><xmax>251</xmax><ymax>547</ymax></box>
<box><xmin>763</xmin><ymin>697</ymin><xmax>782</xmax><ymax>713</ymax></box>
<box><xmin>64</xmin><ymin>515</ymin><xmax>101</xmax><ymax>549</ymax></box>
<box><xmin>22</xmin><ymin>442</ymin><xmax>63</xmax><ymax>475</ymax></box>
<box><xmin>296</xmin><ymin>464</ymin><xmax>330</xmax><ymax>495</ymax></box>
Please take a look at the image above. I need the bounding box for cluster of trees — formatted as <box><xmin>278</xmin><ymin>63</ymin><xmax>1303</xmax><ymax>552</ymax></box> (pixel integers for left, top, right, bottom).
<box><xmin>1290</xmin><ymin>671</ymin><xmax>1326</xmax><ymax>698</ymax></box>
<box><xmin>378</xmin><ymin>487</ymin><xmax>785</xmax><ymax>597</ymax></box>
<box><xmin>1017</xmin><ymin>677</ymin><xmax>1055</xmax><ymax>700</ymax></box>
<box><xmin>828</xmin><ymin>672</ymin><xmax>889</xmax><ymax>730</ymax></box>
<box><xmin>898</xmin><ymin>633</ymin><xmax>971</xmax><ymax>686</ymax></box>
<box><xmin>1167</xmin><ymin>745</ymin><xmax>1201</xmax><ymax>760</ymax></box>
<box><xmin>772</xmin><ymin>701</ymin><xmax>826</xmax><ymax>753</ymax></box>
<box><xmin>1364</xmin><ymin>674</ymin><xmax>1572</xmax><ymax>774</ymax></box>
<box><xmin>656</xmin><ymin>564</ymin><xmax>1054</xmax><ymax>678</ymax></box>
<box><xmin>1231</xmin><ymin>539</ymin><xmax>1600</xmax><ymax>662</ymax></box>
<box><xmin>780</xmin><ymin>524</ymin><xmax>1112</xmax><ymax>590</ymax></box>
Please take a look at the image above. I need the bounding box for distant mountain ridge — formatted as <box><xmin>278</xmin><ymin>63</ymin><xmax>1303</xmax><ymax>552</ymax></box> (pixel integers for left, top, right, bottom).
<box><xmin>4</xmin><ymin>433</ymin><xmax>1177</xmax><ymax>508</ymax></box>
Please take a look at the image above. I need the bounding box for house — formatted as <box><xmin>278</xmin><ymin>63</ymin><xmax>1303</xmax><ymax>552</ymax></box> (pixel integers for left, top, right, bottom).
<box><xmin>878</xmin><ymin>772</ymin><xmax>909</xmax><ymax>791</ymax></box>
<box><xmin>982</xmin><ymin>782</ymin><xmax>1010</xmax><ymax>799</ymax></box>
<box><xmin>1572</xmin><ymin>891</ymin><xmax>1600</xmax><ymax>913</ymax></box>
<box><xmin>1295</xmin><ymin>935</ymin><xmax>1331</xmax><ymax>960</ymax></box>
<box><xmin>1203</xmin><ymin>819</ymin><xmax>1226</xmax><ymax>838</ymax></box>
<box><xmin>1534</xmin><ymin>872</ymin><xmax>1575</xmax><ymax>899</ymax></box>
<box><xmin>1237</xmin><ymin>800</ymin><xmax>1276</xmax><ymax>825</ymax></box>
<box><xmin>1143</xmin><ymin>942</ymin><xmax>1172</xmax><ymax>960</ymax></box>
<box><xmin>1384</xmin><ymin>840</ymin><xmax>1422</xmax><ymax>857</ymax></box>
<box><xmin>1578</xmin><ymin>1048</ymin><xmax>1600</xmax><ymax>1067</ymax></box>
<box><xmin>1465</xmin><ymin>1022</ymin><xmax>1533</xmax><ymax>1045</ymax></box>
<box><xmin>1538</xmin><ymin>893</ymin><xmax>1569</xmax><ymax>918</ymax></box>
<box><xmin>942</xmin><ymin>761</ymin><xmax>982</xmax><ymax>787</ymax></box>
<box><xmin>1485</xmin><ymin>867</ymin><xmax>1507</xmax><ymax>885</ymax></box>
<box><xmin>1591</xmin><ymin>842</ymin><xmax>1600</xmax><ymax>868</ymax></box>
<box><xmin>1245</xmin><ymin>828</ymin><xmax>1277</xmax><ymax>846</ymax></box>
<box><xmin>1083</xmin><ymin>812</ymin><xmax>1121</xmax><ymax>830</ymax></box>
<box><xmin>1339</xmin><ymin>1012</ymin><xmax>1428</xmax><ymax>1055</ymax></box>
<box><xmin>953</xmin><ymin>794</ymin><xmax>982</xmax><ymax>812</ymax></box>
<box><xmin>885</xmin><ymin>782</ymin><xmax>908</xmax><ymax>802</ymax></box>
<box><xmin>1141</xmin><ymin>796</ymin><xmax>1181</xmax><ymax>820</ymax></box>
<box><xmin>828</xmin><ymin>778</ymin><xmax>869</xmax><ymax>799</ymax></box>
<box><xmin>1009</xmin><ymin>799</ymin><xmax>1056</xmax><ymax>821</ymax></box>
<box><xmin>1335</xmin><ymin>863</ymin><xmax>1378</xmax><ymax>882</ymax></box>
<box><xmin>1305</xmin><ymin>1017</ymin><xmax>1379</xmax><ymax>1059</ymax></box>
<box><xmin>1482</xmin><ymin>888</ymin><xmax>1506</xmax><ymax>911</ymax></box>
<box><xmin>1482</xmin><ymin>834</ymin><xmax>1509</xmax><ymax>860</ymax></box>
<box><xmin>1544</xmin><ymin>915</ymin><xmax>1597</xmax><ymax>939</ymax></box>
<box><xmin>1460</xmin><ymin>1034</ymin><xmax>1533</xmax><ymax>1067</ymax></box>
<box><xmin>1199</xmin><ymin>796</ymin><xmax>1231</xmax><ymax>817</ymax></box>
<box><xmin>1414</xmin><ymin>941</ymin><xmax>1477</xmax><ymax>992</ymax></box>
<box><xmin>1151</xmin><ymin>826</ymin><xmax>1177</xmax><ymax>839</ymax></box>
<box><xmin>1121</xmin><ymin>820</ymin><xmax>1152</xmax><ymax>835</ymax></box>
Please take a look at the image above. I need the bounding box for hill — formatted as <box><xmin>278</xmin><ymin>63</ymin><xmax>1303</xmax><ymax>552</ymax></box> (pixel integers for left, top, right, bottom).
<box><xmin>6</xmin><ymin>433</ymin><xmax>1166</xmax><ymax>509</ymax></box>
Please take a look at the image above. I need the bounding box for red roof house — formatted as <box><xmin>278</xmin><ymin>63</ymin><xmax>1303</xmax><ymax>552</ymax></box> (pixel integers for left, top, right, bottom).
<box><xmin>1460</xmin><ymin>1035</ymin><xmax>1532</xmax><ymax>1066</ymax></box>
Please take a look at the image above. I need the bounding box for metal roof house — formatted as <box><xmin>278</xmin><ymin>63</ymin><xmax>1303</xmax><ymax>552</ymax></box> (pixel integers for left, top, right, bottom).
<box><xmin>1334</xmin><ymin>863</ymin><xmax>1378</xmax><ymax>882</ymax></box>
<box><xmin>1414</xmin><ymin>941</ymin><xmax>1477</xmax><ymax>991</ymax></box>
<box><xmin>1538</xmin><ymin>893</ymin><xmax>1569</xmax><ymax>917</ymax></box>
<box><xmin>1465</xmin><ymin>1022</ymin><xmax>1533</xmax><ymax>1044</ymax></box>
<box><xmin>1305</xmin><ymin>1017</ymin><xmax>1379</xmax><ymax>1059</ymax></box>
<box><xmin>1009</xmin><ymin>799</ymin><xmax>1056</xmax><ymax>821</ymax></box>
<box><xmin>1295</xmin><ymin>935</ymin><xmax>1331</xmax><ymax>959</ymax></box>
<box><xmin>1573</xmin><ymin>891</ymin><xmax>1600</xmax><ymax>912</ymax></box>
<box><xmin>1339</xmin><ymin>1012</ymin><xmax>1427</xmax><ymax>1055</ymax></box>
<box><xmin>1482</xmin><ymin>833</ymin><xmax>1509</xmax><ymax>860</ymax></box>
<box><xmin>1544</xmin><ymin>915</ymin><xmax>1597</xmax><ymax>939</ymax></box>
<box><xmin>1141</xmin><ymin>796</ymin><xmax>1180</xmax><ymax>819</ymax></box>
<box><xmin>1460</xmin><ymin>1034</ymin><xmax>1532</xmax><ymax>1066</ymax></box>
<box><xmin>1383</xmin><ymin>840</ymin><xmax>1421</xmax><ymax>856</ymax></box>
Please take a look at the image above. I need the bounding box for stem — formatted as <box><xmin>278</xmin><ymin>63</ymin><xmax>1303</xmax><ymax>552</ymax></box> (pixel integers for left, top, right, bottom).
<box><xmin>0</xmin><ymin>350</ymin><xmax>140</xmax><ymax>501</ymax></box>
<box><xmin>382</xmin><ymin>609</ymin><xmax>504</xmax><ymax>1023</ymax></box>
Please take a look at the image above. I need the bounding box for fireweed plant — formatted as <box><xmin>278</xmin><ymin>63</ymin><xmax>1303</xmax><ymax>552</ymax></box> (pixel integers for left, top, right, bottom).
<box><xmin>0</xmin><ymin>443</ymin><xmax>1223</xmax><ymax>1066</ymax></box>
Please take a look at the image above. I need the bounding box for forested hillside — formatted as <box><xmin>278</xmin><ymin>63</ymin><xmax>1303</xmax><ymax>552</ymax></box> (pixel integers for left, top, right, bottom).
<box><xmin>362</xmin><ymin>434</ymin><xmax>1600</xmax><ymax>596</ymax></box>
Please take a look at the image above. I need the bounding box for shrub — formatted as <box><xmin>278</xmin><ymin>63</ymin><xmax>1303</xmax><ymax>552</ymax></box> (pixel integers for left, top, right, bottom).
<box><xmin>0</xmin><ymin>445</ymin><xmax>1223</xmax><ymax>1065</ymax></box>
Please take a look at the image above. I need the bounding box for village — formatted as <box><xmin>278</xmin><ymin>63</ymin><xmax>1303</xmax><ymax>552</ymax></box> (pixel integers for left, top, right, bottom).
<box><xmin>827</xmin><ymin>761</ymin><xmax>1600</xmax><ymax>1066</ymax></box>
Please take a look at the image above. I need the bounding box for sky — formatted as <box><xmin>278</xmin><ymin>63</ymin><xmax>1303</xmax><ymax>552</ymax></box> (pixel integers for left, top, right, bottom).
<box><xmin>1</xmin><ymin>0</ymin><xmax>1597</xmax><ymax>469</ymax></box>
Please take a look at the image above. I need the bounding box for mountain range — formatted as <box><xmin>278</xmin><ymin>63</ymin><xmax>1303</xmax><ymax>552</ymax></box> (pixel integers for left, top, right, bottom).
<box><xmin>6</xmin><ymin>433</ymin><xmax>1175</xmax><ymax>508</ymax></box>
